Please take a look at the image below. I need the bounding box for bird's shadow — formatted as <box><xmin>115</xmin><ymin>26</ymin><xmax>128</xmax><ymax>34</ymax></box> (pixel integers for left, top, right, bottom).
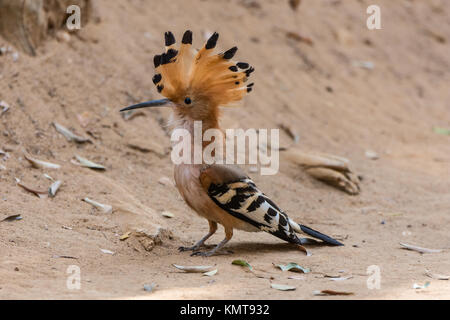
<box><xmin>200</xmin><ymin>239</ymin><xmax>328</xmax><ymax>256</ymax></box>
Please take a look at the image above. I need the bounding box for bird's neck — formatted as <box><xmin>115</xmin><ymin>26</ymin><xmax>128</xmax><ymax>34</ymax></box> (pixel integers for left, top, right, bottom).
<box><xmin>170</xmin><ymin>115</ymin><xmax>225</xmax><ymax>165</ymax></box>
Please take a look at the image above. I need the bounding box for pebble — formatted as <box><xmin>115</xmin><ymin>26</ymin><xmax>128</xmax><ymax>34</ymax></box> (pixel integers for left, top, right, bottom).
<box><xmin>365</xmin><ymin>150</ymin><xmax>379</xmax><ymax>160</ymax></box>
<box><xmin>158</xmin><ymin>176</ymin><xmax>174</xmax><ymax>186</ymax></box>
<box><xmin>143</xmin><ymin>283</ymin><xmax>157</xmax><ymax>292</ymax></box>
<box><xmin>56</xmin><ymin>31</ymin><xmax>71</xmax><ymax>43</ymax></box>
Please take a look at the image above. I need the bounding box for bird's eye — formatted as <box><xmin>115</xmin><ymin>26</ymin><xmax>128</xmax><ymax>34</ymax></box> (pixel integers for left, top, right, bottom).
<box><xmin>184</xmin><ymin>97</ymin><xmax>192</xmax><ymax>105</ymax></box>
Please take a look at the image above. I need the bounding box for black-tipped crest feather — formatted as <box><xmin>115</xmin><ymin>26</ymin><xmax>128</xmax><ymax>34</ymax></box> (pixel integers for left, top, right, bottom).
<box><xmin>152</xmin><ymin>74</ymin><xmax>162</xmax><ymax>84</ymax></box>
<box><xmin>223</xmin><ymin>46</ymin><xmax>238</xmax><ymax>60</ymax></box>
<box><xmin>182</xmin><ymin>30</ymin><xmax>193</xmax><ymax>44</ymax></box>
<box><xmin>164</xmin><ymin>31</ymin><xmax>175</xmax><ymax>46</ymax></box>
<box><xmin>205</xmin><ymin>32</ymin><xmax>219</xmax><ymax>49</ymax></box>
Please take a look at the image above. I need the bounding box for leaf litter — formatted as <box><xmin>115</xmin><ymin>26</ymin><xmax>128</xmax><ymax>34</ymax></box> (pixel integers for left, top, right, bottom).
<box><xmin>161</xmin><ymin>211</ymin><xmax>175</xmax><ymax>218</ymax></box>
<box><xmin>120</xmin><ymin>231</ymin><xmax>131</xmax><ymax>241</ymax></box>
<box><xmin>326</xmin><ymin>275</ymin><xmax>353</xmax><ymax>281</ymax></box>
<box><xmin>82</xmin><ymin>198</ymin><xmax>113</xmax><ymax>214</ymax></box>
<box><xmin>24</xmin><ymin>155</ymin><xmax>61</xmax><ymax>170</ymax></box>
<box><xmin>274</xmin><ymin>262</ymin><xmax>310</xmax><ymax>273</ymax></box>
<box><xmin>16</xmin><ymin>178</ymin><xmax>48</xmax><ymax>198</ymax></box>
<box><xmin>297</xmin><ymin>244</ymin><xmax>312</xmax><ymax>256</ymax></box>
<box><xmin>48</xmin><ymin>180</ymin><xmax>62</xmax><ymax>197</ymax></box>
<box><xmin>73</xmin><ymin>155</ymin><xmax>106</xmax><ymax>170</ymax></box>
<box><xmin>433</xmin><ymin>127</ymin><xmax>450</xmax><ymax>136</ymax></box>
<box><xmin>52</xmin><ymin>255</ymin><xmax>78</xmax><ymax>260</ymax></box>
<box><xmin>313</xmin><ymin>290</ymin><xmax>354</xmax><ymax>296</ymax></box>
<box><xmin>2</xmin><ymin>214</ymin><xmax>22</xmax><ymax>222</ymax></box>
<box><xmin>425</xmin><ymin>269</ymin><xmax>450</xmax><ymax>280</ymax></box>
<box><xmin>231</xmin><ymin>259</ymin><xmax>253</xmax><ymax>271</ymax></box>
<box><xmin>0</xmin><ymin>100</ymin><xmax>10</xmax><ymax>117</ymax></box>
<box><xmin>399</xmin><ymin>242</ymin><xmax>442</xmax><ymax>254</ymax></box>
<box><xmin>100</xmin><ymin>249</ymin><xmax>115</xmax><ymax>255</ymax></box>
<box><xmin>203</xmin><ymin>269</ymin><xmax>218</xmax><ymax>277</ymax></box>
<box><xmin>271</xmin><ymin>283</ymin><xmax>296</xmax><ymax>291</ymax></box>
<box><xmin>53</xmin><ymin>122</ymin><xmax>90</xmax><ymax>143</ymax></box>
<box><xmin>172</xmin><ymin>264</ymin><xmax>214</xmax><ymax>273</ymax></box>
<box><xmin>413</xmin><ymin>282</ymin><xmax>430</xmax><ymax>289</ymax></box>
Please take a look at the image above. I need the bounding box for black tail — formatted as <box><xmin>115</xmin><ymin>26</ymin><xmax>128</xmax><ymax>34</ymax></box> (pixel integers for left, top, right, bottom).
<box><xmin>300</xmin><ymin>224</ymin><xmax>344</xmax><ymax>246</ymax></box>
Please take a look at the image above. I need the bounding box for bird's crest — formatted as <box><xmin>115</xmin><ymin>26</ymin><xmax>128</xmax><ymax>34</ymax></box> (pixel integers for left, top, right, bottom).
<box><xmin>152</xmin><ymin>30</ymin><xmax>254</xmax><ymax>107</ymax></box>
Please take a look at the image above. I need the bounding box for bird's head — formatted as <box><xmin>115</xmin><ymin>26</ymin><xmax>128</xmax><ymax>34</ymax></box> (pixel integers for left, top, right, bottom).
<box><xmin>120</xmin><ymin>30</ymin><xmax>254</xmax><ymax>125</ymax></box>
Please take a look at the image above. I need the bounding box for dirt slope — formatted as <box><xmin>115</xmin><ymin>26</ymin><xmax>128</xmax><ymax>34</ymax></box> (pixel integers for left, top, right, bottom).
<box><xmin>0</xmin><ymin>0</ymin><xmax>449</xmax><ymax>299</ymax></box>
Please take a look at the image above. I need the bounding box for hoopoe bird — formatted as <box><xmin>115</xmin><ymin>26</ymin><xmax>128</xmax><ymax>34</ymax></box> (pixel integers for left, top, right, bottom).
<box><xmin>121</xmin><ymin>30</ymin><xmax>343</xmax><ymax>256</ymax></box>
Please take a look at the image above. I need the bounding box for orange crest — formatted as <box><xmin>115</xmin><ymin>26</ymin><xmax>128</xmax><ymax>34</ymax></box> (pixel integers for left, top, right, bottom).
<box><xmin>152</xmin><ymin>30</ymin><xmax>254</xmax><ymax>107</ymax></box>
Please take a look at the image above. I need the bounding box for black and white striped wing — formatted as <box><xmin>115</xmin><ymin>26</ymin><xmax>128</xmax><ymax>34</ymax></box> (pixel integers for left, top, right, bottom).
<box><xmin>207</xmin><ymin>178</ymin><xmax>301</xmax><ymax>244</ymax></box>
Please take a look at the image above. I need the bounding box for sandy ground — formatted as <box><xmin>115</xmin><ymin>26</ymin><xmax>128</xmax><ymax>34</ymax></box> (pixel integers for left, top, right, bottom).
<box><xmin>0</xmin><ymin>0</ymin><xmax>449</xmax><ymax>299</ymax></box>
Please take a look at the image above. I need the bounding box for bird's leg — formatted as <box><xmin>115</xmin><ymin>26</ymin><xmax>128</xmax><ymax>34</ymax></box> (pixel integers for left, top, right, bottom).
<box><xmin>178</xmin><ymin>220</ymin><xmax>217</xmax><ymax>252</ymax></box>
<box><xmin>191</xmin><ymin>227</ymin><xmax>233</xmax><ymax>257</ymax></box>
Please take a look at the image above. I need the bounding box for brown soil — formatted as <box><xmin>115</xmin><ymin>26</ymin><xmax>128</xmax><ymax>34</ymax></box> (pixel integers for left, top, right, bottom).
<box><xmin>0</xmin><ymin>0</ymin><xmax>449</xmax><ymax>299</ymax></box>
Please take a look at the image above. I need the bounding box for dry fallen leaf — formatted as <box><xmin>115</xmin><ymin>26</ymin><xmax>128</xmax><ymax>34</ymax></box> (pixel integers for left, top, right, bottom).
<box><xmin>274</xmin><ymin>262</ymin><xmax>310</xmax><ymax>273</ymax></box>
<box><xmin>297</xmin><ymin>244</ymin><xmax>312</xmax><ymax>256</ymax></box>
<box><xmin>161</xmin><ymin>211</ymin><xmax>175</xmax><ymax>218</ymax></box>
<box><xmin>433</xmin><ymin>127</ymin><xmax>450</xmax><ymax>136</ymax></box>
<box><xmin>203</xmin><ymin>269</ymin><xmax>218</xmax><ymax>277</ymax></box>
<box><xmin>400</xmin><ymin>242</ymin><xmax>442</xmax><ymax>254</ymax></box>
<box><xmin>120</xmin><ymin>232</ymin><xmax>131</xmax><ymax>241</ymax></box>
<box><xmin>83</xmin><ymin>198</ymin><xmax>113</xmax><ymax>214</ymax></box>
<box><xmin>313</xmin><ymin>290</ymin><xmax>354</xmax><ymax>296</ymax></box>
<box><xmin>53</xmin><ymin>122</ymin><xmax>90</xmax><ymax>143</ymax></box>
<box><xmin>413</xmin><ymin>282</ymin><xmax>430</xmax><ymax>289</ymax></box>
<box><xmin>48</xmin><ymin>180</ymin><xmax>62</xmax><ymax>197</ymax></box>
<box><xmin>52</xmin><ymin>255</ymin><xmax>78</xmax><ymax>260</ymax></box>
<box><xmin>288</xmin><ymin>275</ymin><xmax>306</xmax><ymax>280</ymax></box>
<box><xmin>0</xmin><ymin>100</ymin><xmax>10</xmax><ymax>117</ymax></box>
<box><xmin>352</xmin><ymin>60</ymin><xmax>374</xmax><ymax>70</ymax></box>
<box><xmin>100</xmin><ymin>249</ymin><xmax>115</xmax><ymax>255</ymax></box>
<box><xmin>232</xmin><ymin>259</ymin><xmax>253</xmax><ymax>271</ymax></box>
<box><xmin>73</xmin><ymin>155</ymin><xmax>106</xmax><ymax>170</ymax></box>
<box><xmin>271</xmin><ymin>283</ymin><xmax>296</xmax><ymax>291</ymax></box>
<box><xmin>425</xmin><ymin>269</ymin><xmax>450</xmax><ymax>280</ymax></box>
<box><xmin>172</xmin><ymin>264</ymin><xmax>214</xmax><ymax>273</ymax></box>
<box><xmin>326</xmin><ymin>275</ymin><xmax>353</xmax><ymax>281</ymax></box>
<box><xmin>1</xmin><ymin>214</ymin><xmax>22</xmax><ymax>222</ymax></box>
<box><xmin>25</xmin><ymin>155</ymin><xmax>61</xmax><ymax>170</ymax></box>
<box><xmin>17</xmin><ymin>180</ymin><xmax>48</xmax><ymax>198</ymax></box>
<box><xmin>43</xmin><ymin>173</ymin><xmax>54</xmax><ymax>181</ymax></box>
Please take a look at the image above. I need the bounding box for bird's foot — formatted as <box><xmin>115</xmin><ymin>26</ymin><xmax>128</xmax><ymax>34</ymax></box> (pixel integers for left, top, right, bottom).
<box><xmin>190</xmin><ymin>250</ymin><xmax>214</xmax><ymax>257</ymax></box>
<box><xmin>178</xmin><ymin>245</ymin><xmax>200</xmax><ymax>252</ymax></box>
<box><xmin>190</xmin><ymin>238</ymin><xmax>231</xmax><ymax>257</ymax></box>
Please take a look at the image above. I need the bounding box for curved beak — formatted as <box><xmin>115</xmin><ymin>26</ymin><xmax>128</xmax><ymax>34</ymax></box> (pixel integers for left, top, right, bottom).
<box><xmin>120</xmin><ymin>98</ymin><xmax>171</xmax><ymax>112</ymax></box>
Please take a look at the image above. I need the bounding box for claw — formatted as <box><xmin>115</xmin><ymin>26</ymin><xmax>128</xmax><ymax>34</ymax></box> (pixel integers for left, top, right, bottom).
<box><xmin>179</xmin><ymin>245</ymin><xmax>203</xmax><ymax>252</ymax></box>
<box><xmin>190</xmin><ymin>250</ymin><xmax>213</xmax><ymax>257</ymax></box>
<box><xmin>178</xmin><ymin>246</ymin><xmax>196</xmax><ymax>252</ymax></box>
